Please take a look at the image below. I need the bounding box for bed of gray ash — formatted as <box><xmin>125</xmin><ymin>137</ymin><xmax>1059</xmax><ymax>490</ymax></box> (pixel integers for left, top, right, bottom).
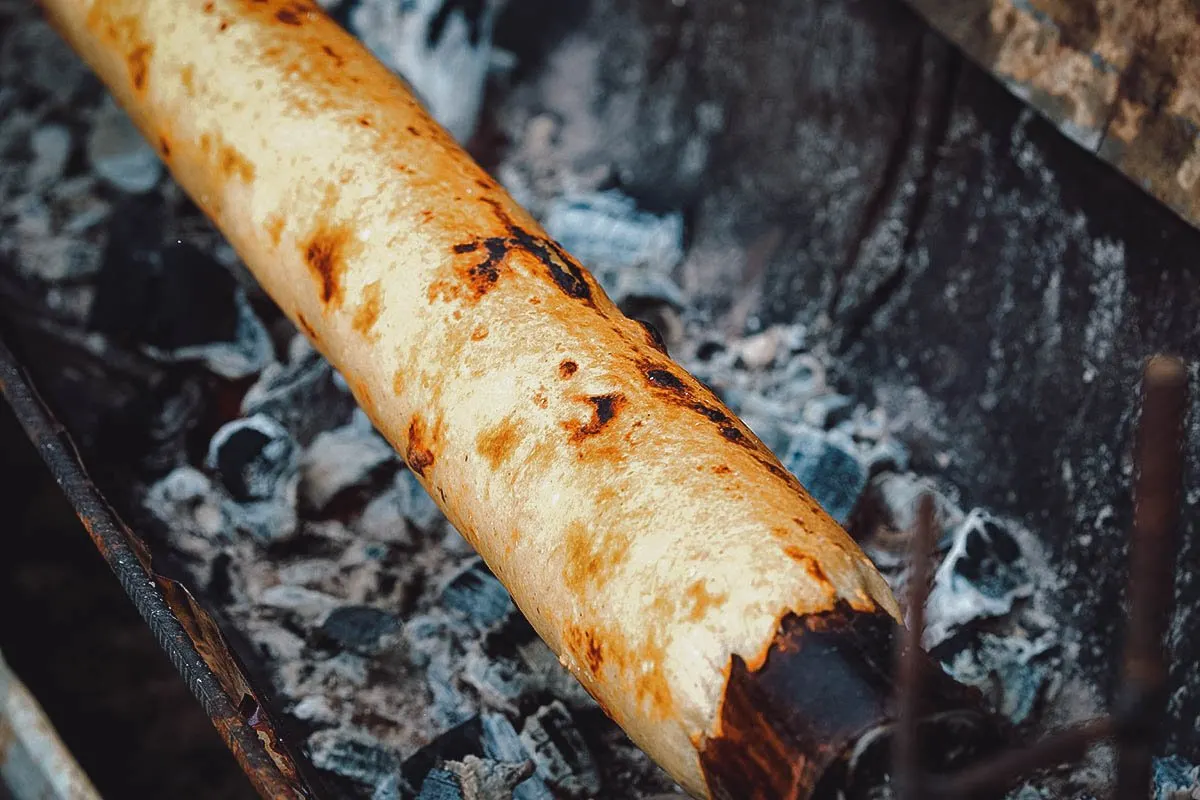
<box><xmin>1</xmin><ymin>1</ymin><xmax>1197</xmax><ymax>799</ymax></box>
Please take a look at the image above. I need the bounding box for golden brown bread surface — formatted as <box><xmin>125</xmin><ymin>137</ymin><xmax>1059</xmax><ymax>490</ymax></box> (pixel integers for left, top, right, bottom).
<box><xmin>39</xmin><ymin>1</ymin><xmax>902</xmax><ymax>795</ymax></box>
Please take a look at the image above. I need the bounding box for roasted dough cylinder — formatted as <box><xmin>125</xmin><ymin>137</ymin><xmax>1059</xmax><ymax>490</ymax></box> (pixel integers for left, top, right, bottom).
<box><xmin>39</xmin><ymin>1</ymin><xmax>998</xmax><ymax>796</ymax></box>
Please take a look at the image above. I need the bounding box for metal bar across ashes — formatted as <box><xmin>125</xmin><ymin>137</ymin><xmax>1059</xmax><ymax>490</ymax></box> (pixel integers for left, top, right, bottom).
<box><xmin>0</xmin><ymin>334</ymin><xmax>311</xmax><ymax>799</ymax></box>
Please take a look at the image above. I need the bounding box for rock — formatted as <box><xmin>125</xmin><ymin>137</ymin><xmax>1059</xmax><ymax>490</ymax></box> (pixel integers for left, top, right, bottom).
<box><xmin>519</xmin><ymin>702</ymin><xmax>600</xmax><ymax>799</ymax></box>
<box><xmin>349</xmin><ymin>0</ymin><xmax>500</xmax><ymax>142</ymax></box>
<box><xmin>300</xmin><ymin>423</ymin><xmax>397</xmax><ymax>512</ymax></box>
<box><xmin>782</xmin><ymin>424</ymin><xmax>868</xmax><ymax>525</ymax></box>
<box><xmin>86</xmin><ymin>97</ymin><xmax>162</xmax><ymax>194</ymax></box>
<box><xmin>925</xmin><ymin>511</ymin><xmax>1035</xmax><ymax>648</ymax></box>
<box><xmin>26</xmin><ymin>124</ymin><xmax>72</xmax><ymax>188</ymax></box>
<box><xmin>318</xmin><ymin>605</ymin><xmax>403</xmax><ymax>657</ymax></box>
<box><xmin>356</xmin><ymin>482</ymin><xmax>417</xmax><ymax>546</ymax></box>
<box><xmin>307</xmin><ymin>728</ymin><xmax>403</xmax><ymax>788</ymax></box>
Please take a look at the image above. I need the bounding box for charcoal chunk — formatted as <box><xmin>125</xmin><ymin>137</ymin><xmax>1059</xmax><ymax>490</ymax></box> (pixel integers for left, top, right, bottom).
<box><xmin>91</xmin><ymin>228</ymin><xmax>272</xmax><ymax>379</ymax></box>
<box><xmin>801</xmin><ymin>393</ymin><xmax>854</xmax><ymax>429</ymax></box>
<box><xmin>308</xmin><ymin>728</ymin><xmax>402</xmax><ymax>788</ymax></box>
<box><xmin>1154</xmin><ymin>755</ymin><xmax>1200</xmax><ymax>800</ymax></box>
<box><xmin>242</xmin><ymin>341</ymin><xmax>356</xmax><ymax>445</ymax></box>
<box><xmin>401</xmin><ymin>716</ymin><xmax>485</xmax><ymax>793</ymax></box>
<box><xmin>441</xmin><ymin>559</ymin><xmax>516</xmax><ymax>631</ymax></box>
<box><xmin>925</xmin><ymin>511</ymin><xmax>1035</xmax><ymax>647</ymax></box>
<box><xmin>482</xmin><ymin>714</ymin><xmax>554</xmax><ymax>800</ymax></box>
<box><xmin>783</xmin><ymin>425</ymin><xmax>868</xmax><ymax>525</ymax></box>
<box><xmin>416</xmin><ymin>755</ymin><xmax>538</xmax><ymax>799</ymax></box>
<box><xmin>417</xmin><ymin>768</ymin><xmax>465</xmax><ymax>800</ymax></box>
<box><xmin>318</xmin><ymin>605</ymin><xmax>403</xmax><ymax>656</ymax></box>
<box><xmin>519</xmin><ymin>701</ymin><xmax>600</xmax><ymax>799</ymax></box>
<box><xmin>207</xmin><ymin>414</ymin><xmax>298</xmax><ymax>502</ymax></box>
<box><xmin>300</xmin><ymin>422</ymin><xmax>397</xmax><ymax>512</ymax></box>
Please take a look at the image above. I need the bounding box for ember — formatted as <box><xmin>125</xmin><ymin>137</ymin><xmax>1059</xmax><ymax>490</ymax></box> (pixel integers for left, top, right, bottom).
<box><xmin>1</xmin><ymin>0</ymin><xmax>1197</xmax><ymax>798</ymax></box>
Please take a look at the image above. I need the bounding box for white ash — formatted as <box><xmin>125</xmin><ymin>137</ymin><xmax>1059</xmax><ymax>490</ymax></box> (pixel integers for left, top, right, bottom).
<box><xmin>300</xmin><ymin>421</ymin><xmax>397</xmax><ymax>512</ymax></box>
<box><xmin>349</xmin><ymin>0</ymin><xmax>502</xmax><ymax>143</ymax></box>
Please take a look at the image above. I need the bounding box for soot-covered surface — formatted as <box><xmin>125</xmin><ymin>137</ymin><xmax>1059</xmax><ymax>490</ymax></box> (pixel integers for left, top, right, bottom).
<box><xmin>1</xmin><ymin>0</ymin><xmax>1198</xmax><ymax>798</ymax></box>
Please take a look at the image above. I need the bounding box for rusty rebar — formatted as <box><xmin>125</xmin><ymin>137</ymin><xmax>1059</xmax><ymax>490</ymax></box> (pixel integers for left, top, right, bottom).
<box><xmin>0</xmin><ymin>333</ymin><xmax>313</xmax><ymax>800</ymax></box>
<box><xmin>1115</xmin><ymin>354</ymin><xmax>1189</xmax><ymax>799</ymax></box>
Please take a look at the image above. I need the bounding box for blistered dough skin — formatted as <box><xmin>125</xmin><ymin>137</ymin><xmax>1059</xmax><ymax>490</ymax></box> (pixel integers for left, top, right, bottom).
<box><xmin>39</xmin><ymin>1</ymin><xmax>903</xmax><ymax>796</ymax></box>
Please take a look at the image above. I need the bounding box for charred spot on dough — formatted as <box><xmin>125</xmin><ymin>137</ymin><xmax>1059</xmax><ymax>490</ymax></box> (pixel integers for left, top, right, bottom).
<box><xmin>352</xmin><ymin>280</ymin><xmax>383</xmax><ymax>338</ymax></box>
<box><xmin>303</xmin><ymin>226</ymin><xmax>351</xmax><ymax>308</ymax></box>
<box><xmin>644</xmin><ymin>367</ymin><xmax>686</xmax><ymax>392</ymax></box>
<box><xmin>405</xmin><ymin>416</ymin><xmax>436</xmax><ymax>476</ymax></box>
<box><xmin>274</xmin><ymin>3</ymin><xmax>306</xmax><ymax>24</ymax></box>
<box><xmin>567</xmin><ymin>393</ymin><xmax>627</xmax><ymax>442</ymax></box>
<box><xmin>559</xmin><ymin>360</ymin><xmax>578</xmax><ymax>379</ymax></box>
<box><xmin>713</xmin><ymin>464</ymin><xmax>732</xmax><ymax>475</ymax></box>
<box><xmin>158</xmin><ymin>135</ymin><xmax>171</xmax><ymax>158</ymax></box>
<box><xmin>470</xmin><ymin>324</ymin><xmax>489</xmax><ymax>341</ymax></box>
<box><xmin>720</xmin><ymin>424</ymin><xmax>746</xmax><ymax>442</ymax></box>
<box><xmin>638</xmin><ymin>319</ymin><xmax>668</xmax><ymax>354</ymax></box>
<box><xmin>127</xmin><ymin>43</ymin><xmax>152</xmax><ymax>93</ymax></box>
<box><xmin>453</xmin><ymin>242</ymin><xmax>478</xmax><ymax>254</ymax></box>
<box><xmin>407</xmin><ymin>125</ymin><xmax>421</xmax><ymax>137</ymax></box>
<box><xmin>320</xmin><ymin>44</ymin><xmax>345</xmax><ymax>66</ymax></box>
<box><xmin>357</xmin><ymin>116</ymin><xmax>372</xmax><ymax>127</ymax></box>
<box><xmin>476</xmin><ymin>417</ymin><xmax>521</xmax><ymax>469</ymax></box>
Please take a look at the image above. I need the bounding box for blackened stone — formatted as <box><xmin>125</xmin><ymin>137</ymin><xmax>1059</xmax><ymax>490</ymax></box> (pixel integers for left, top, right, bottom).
<box><xmin>318</xmin><ymin>605</ymin><xmax>402</xmax><ymax>656</ymax></box>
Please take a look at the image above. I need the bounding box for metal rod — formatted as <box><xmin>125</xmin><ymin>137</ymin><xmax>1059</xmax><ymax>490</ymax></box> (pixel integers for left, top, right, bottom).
<box><xmin>0</xmin><ymin>333</ymin><xmax>310</xmax><ymax>800</ymax></box>
<box><xmin>894</xmin><ymin>493</ymin><xmax>938</xmax><ymax>800</ymax></box>
<box><xmin>1115</xmin><ymin>354</ymin><xmax>1189</xmax><ymax>800</ymax></box>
